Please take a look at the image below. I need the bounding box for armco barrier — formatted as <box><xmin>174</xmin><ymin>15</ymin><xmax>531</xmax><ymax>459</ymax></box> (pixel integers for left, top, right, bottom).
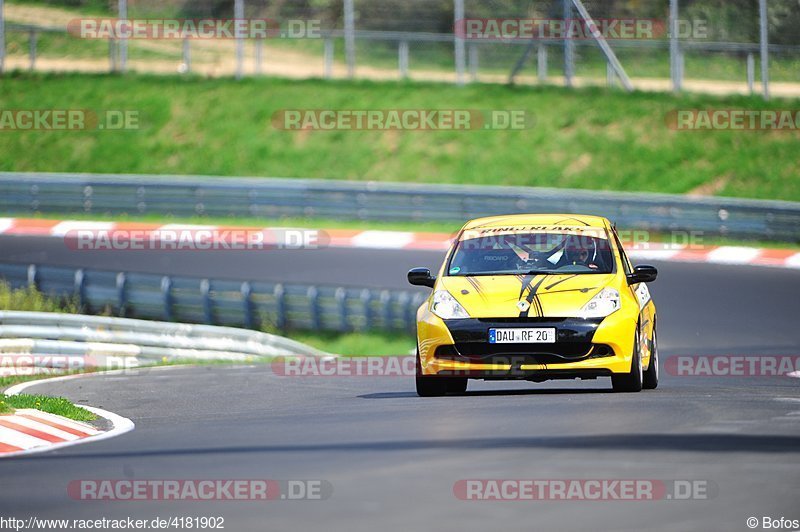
<box><xmin>0</xmin><ymin>263</ymin><xmax>428</xmax><ymax>333</ymax></box>
<box><xmin>1</xmin><ymin>172</ymin><xmax>799</xmax><ymax>242</ymax></box>
<box><xmin>0</xmin><ymin>311</ymin><xmax>332</xmax><ymax>373</ymax></box>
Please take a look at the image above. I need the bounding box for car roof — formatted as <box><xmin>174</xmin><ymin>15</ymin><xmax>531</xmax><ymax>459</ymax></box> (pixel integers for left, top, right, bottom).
<box><xmin>462</xmin><ymin>214</ymin><xmax>611</xmax><ymax>231</ymax></box>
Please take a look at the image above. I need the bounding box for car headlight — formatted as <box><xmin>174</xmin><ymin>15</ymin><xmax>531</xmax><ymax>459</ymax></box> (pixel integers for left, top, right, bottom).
<box><xmin>579</xmin><ymin>287</ymin><xmax>621</xmax><ymax>318</ymax></box>
<box><xmin>431</xmin><ymin>290</ymin><xmax>469</xmax><ymax>320</ymax></box>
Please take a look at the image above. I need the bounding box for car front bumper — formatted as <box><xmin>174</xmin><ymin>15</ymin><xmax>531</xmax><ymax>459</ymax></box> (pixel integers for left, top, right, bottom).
<box><xmin>416</xmin><ymin>308</ymin><xmax>638</xmax><ymax>379</ymax></box>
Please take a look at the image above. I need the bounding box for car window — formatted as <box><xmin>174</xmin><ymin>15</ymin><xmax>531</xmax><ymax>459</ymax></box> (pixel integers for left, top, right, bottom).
<box><xmin>447</xmin><ymin>230</ymin><xmax>614</xmax><ymax>276</ymax></box>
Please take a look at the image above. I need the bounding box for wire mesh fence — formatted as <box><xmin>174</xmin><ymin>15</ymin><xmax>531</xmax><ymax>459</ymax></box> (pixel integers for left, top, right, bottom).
<box><xmin>0</xmin><ymin>1</ymin><xmax>798</xmax><ymax>97</ymax></box>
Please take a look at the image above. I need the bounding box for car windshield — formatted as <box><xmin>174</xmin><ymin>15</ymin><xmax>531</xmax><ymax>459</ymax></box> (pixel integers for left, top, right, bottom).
<box><xmin>447</xmin><ymin>229</ymin><xmax>615</xmax><ymax>276</ymax></box>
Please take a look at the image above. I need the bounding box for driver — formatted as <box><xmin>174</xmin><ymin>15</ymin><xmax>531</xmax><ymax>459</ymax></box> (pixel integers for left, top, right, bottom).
<box><xmin>564</xmin><ymin>240</ymin><xmax>599</xmax><ymax>270</ymax></box>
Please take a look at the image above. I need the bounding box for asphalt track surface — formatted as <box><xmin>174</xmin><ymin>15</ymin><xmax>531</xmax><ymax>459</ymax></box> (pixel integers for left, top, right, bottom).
<box><xmin>1</xmin><ymin>234</ymin><xmax>799</xmax><ymax>531</ymax></box>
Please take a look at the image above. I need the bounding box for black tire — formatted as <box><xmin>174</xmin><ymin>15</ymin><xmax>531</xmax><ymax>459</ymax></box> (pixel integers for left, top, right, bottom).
<box><xmin>612</xmin><ymin>327</ymin><xmax>643</xmax><ymax>393</ymax></box>
<box><xmin>446</xmin><ymin>377</ymin><xmax>468</xmax><ymax>394</ymax></box>
<box><xmin>416</xmin><ymin>349</ymin><xmax>447</xmax><ymax>397</ymax></box>
<box><xmin>643</xmin><ymin>326</ymin><xmax>659</xmax><ymax>390</ymax></box>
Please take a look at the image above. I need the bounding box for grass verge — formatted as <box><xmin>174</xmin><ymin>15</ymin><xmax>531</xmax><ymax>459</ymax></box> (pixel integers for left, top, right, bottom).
<box><xmin>1</xmin><ymin>72</ymin><xmax>799</xmax><ymax>201</ymax></box>
<box><xmin>0</xmin><ymin>393</ymin><xmax>96</xmax><ymax>422</ymax></box>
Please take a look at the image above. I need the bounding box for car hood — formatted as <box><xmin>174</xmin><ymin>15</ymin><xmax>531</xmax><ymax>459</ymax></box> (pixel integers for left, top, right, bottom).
<box><xmin>437</xmin><ymin>273</ymin><xmax>615</xmax><ymax>319</ymax></box>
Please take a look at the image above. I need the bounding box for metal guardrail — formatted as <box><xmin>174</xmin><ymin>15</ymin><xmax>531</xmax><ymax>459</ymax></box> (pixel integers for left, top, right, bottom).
<box><xmin>0</xmin><ymin>311</ymin><xmax>332</xmax><ymax>372</ymax></box>
<box><xmin>0</xmin><ymin>263</ymin><xmax>427</xmax><ymax>333</ymax></box>
<box><xmin>1</xmin><ymin>172</ymin><xmax>799</xmax><ymax>242</ymax></box>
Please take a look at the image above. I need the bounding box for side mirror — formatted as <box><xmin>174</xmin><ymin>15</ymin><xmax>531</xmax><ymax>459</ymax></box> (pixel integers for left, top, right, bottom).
<box><xmin>408</xmin><ymin>267</ymin><xmax>436</xmax><ymax>288</ymax></box>
<box><xmin>627</xmin><ymin>265</ymin><xmax>658</xmax><ymax>285</ymax></box>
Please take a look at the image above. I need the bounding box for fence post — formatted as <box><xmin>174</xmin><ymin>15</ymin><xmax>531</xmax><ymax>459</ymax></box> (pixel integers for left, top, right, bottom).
<box><xmin>29</xmin><ymin>30</ymin><xmax>37</xmax><ymax>71</ymax></box>
<box><xmin>537</xmin><ymin>43</ymin><xmax>547</xmax><ymax>82</ymax></box>
<box><xmin>116</xmin><ymin>272</ymin><xmax>127</xmax><ymax>316</ymax></box>
<box><xmin>398</xmin><ymin>40</ymin><xmax>409</xmax><ymax>79</ymax></box>
<box><xmin>73</xmin><ymin>269</ymin><xmax>86</xmax><ymax>311</ymax></box>
<box><xmin>109</xmin><ymin>38</ymin><xmax>117</xmax><ymax>72</ymax></box>
<box><xmin>273</xmin><ymin>283</ymin><xmax>286</xmax><ymax>330</ymax></box>
<box><xmin>323</xmin><ymin>38</ymin><xmax>333</xmax><ymax>79</ymax></box>
<box><xmin>343</xmin><ymin>0</ymin><xmax>355</xmax><ymax>78</ymax></box>
<box><xmin>747</xmin><ymin>53</ymin><xmax>755</xmax><ymax>94</ymax></box>
<box><xmin>182</xmin><ymin>37</ymin><xmax>191</xmax><ymax>73</ymax></box>
<box><xmin>759</xmin><ymin>0</ymin><xmax>770</xmax><ymax>100</ymax></box>
<box><xmin>254</xmin><ymin>38</ymin><xmax>262</xmax><ymax>75</ymax></box>
<box><xmin>468</xmin><ymin>43</ymin><xmax>478</xmax><ymax>81</ymax></box>
<box><xmin>669</xmin><ymin>0</ymin><xmax>680</xmax><ymax>92</ymax></box>
<box><xmin>0</xmin><ymin>0</ymin><xmax>5</xmax><ymax>73</ymax></box>
<box><xmin>200</xmin><ymin>279</ymin><xmax>212</xmax><ymax>324</ymax></box>
<box><xmin>563</xmin><ymin>0</ymin><xmax>574</xmax><ymax>87</ymax></box>
<box><xmin>454</xmin><ymin>0</ymin><xmax>465</xmax><ymax>85</ymax></box>
<box><xmin>117</xmin><ymin>0</ymin><xmax>127</xmax><ymax>72</ymax></box>
<box><xmin>161</xmin><ymin>276</ymin><xmax>173</xmax><ymax>321</ymax></box>
<box><xmin>235</xmin><ymin>0</ymin><xmax>244</xmax><ymax>80</ymax></box>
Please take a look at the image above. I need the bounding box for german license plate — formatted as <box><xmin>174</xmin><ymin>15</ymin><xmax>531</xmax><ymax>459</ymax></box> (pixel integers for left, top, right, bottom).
<box><xmin>488</xmin><ymin>328</ymin><xmax>556</xmax><ymax>344</ymax></box>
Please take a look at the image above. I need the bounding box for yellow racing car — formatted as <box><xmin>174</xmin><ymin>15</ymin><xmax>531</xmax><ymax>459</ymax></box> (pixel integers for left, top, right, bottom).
<box><xmin>408</xmin><ymin>214</ymin><xmax>658</xmax><ymax>396</ymax></box>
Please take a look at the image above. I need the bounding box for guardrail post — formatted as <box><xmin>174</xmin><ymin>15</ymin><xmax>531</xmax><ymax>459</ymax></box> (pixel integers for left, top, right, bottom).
<box><xmin>26</xmin><ymin>264</ymin><xmax>38</xmax><ymax>290</ymax></box>
<box><xmin>273</xmin><ymin>283</ymin><xmax>286</xmax><ymax>330</ymax></box>
<box><xmin>73</xmin><ymin>269</ymin><xmax>86</xmax><ymax>311</ymax></box>
<box><xmin>379</xmin><ymin>290</ymin><xmax>392</xmax><ymax>330</ymax></box>
<box><xmin>241</xmin><ymin>281</ymin><xmax>254</xmax><ymax>329</ymax></box>
<box><xmin>397</xmin><ymin>291</ymin><xmax>411</xmax><ymax>330</ymax></box>
<box><xmin>360</xmin><ymin>289</ymin><xmax>373</xmax><ymax>331</ymax></box>
<box><xmin>161</xmin><ymin>276</ymin><xmax>174</xmax><ymax>321</ymax></box>
<box><xmin>116</xmin><ymin>272</ymin><xmax>127</xmax><ymax>316</ymax></box>
<box><xmin>200</xmin><ymin>279</ymin><xmax>212</xmax><ymax>324</ymax></box>
<box><xmin>307</xmin><ymin>286</ymin><xmax>320</xmax><ymax>330</ymax></box>
<box><xmin>29</xmin><ymin>30</ymin><xmax>37</xmax><ymax>71</ymax></box>
<box><xmin>335</xmin><ymin>287</ymin><xmax>348</xmax><ymax>331</ymax></box>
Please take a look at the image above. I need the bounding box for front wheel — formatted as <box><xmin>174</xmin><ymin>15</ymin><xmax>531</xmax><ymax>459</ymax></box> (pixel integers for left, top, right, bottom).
<box><xmin>416</xmin><ymin>349</ymin><xmax>447</xmax><ymax>397</ymax></box>
<box><xmin>643</xmin><ymin>326</ymin><xmax>659</xmax><ymax>390</ymax></box>
<box><xmin>612</xmin><ymin>328</ymin><xmax>643</xmax><ymax>393</ymax></box>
